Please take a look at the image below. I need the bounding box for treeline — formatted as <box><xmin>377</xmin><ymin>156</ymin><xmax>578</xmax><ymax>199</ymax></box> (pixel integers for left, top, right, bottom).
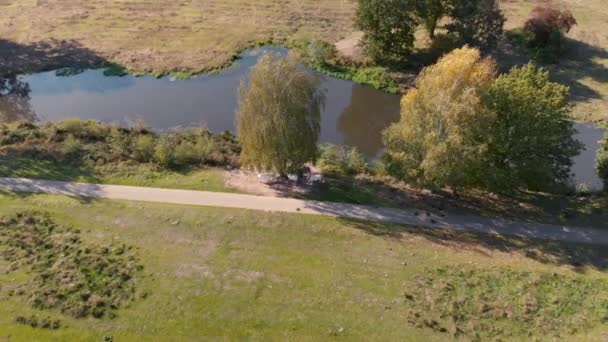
<box><xmin>235</xmin><ymin>48</ymin><xmax>607</xmax><ymax>193</ymax></box>
<box><xmin>355</xmin><ymin>0</ymin><xmax>578</xmax><ymax>63</ymax></box>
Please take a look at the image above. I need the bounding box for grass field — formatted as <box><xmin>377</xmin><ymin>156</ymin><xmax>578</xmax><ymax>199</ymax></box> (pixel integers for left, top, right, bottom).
<box><xmin>0</xmin><ymin>0</ymin><xmax>356</xmax><ymax>74</ymax></box>
<box><xmin>1</xmin><ymin>193</ymin><xmax>607</xmax><ymax>340</ymax></box>
<box><xmin>0</xmin><ymin>157</ymin><xmax>234</xmax><ymax>192</ymax></box>
<box><xmin>500</xmin><ymin>0</ymin><xmax>608</xmax><ymax>123</ymax></box>
<box><xmin>0</xmin><ymin>0</ymin><xmax>605</xmax><ymax>123</ymax></box>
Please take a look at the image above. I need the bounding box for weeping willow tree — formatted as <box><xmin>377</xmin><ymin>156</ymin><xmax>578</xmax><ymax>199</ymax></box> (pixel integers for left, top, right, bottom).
<box><xmin>236</xmin><ymin>52</ymin><xmax>325</xmax><ymax>176</ymax></box>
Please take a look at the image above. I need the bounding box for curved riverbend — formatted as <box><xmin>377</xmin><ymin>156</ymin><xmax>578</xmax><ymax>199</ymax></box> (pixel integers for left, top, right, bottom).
<box><xmin>4</xmin><ymin>47</ymin><xmax>605</xmax><ymax>190</ymax></box>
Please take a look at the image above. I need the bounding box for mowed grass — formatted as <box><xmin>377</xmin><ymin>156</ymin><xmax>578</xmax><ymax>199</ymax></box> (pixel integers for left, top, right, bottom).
<box><xmin>0</xmin><ymin>156</ymin><xmax>234</xmax><ymax>192</ymax></box>
<box><xmin>0</xmin><ymin>193</ymin><xmax>608</xmax><ymax>340</ymax></box>
<box><xmin>500</xmin><ymin>0</ymin><xmax>608</xmax><ymax>123</ymax></box>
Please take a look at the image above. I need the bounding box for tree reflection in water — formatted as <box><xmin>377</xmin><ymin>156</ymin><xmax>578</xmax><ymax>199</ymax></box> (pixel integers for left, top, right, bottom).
<box><xmin>337</xmin><ymin>84</ymin><xmax>400</xmax><ymax>157</ymax></box>
<box><xmin>0</xmin><ymin>75</ymin><xmax>37</xmax><ymax>123</ymax></box>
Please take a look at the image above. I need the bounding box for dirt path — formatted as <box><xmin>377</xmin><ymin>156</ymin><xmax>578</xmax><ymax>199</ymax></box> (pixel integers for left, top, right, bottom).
<box><xmin>1</xmin><ymin>177</ymin><xmax>607</xmax><ymax>245</ymax></box>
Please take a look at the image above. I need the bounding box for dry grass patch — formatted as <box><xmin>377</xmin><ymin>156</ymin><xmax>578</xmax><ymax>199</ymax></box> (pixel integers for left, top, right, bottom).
<box><xmin>0</xmin><ymin>0</ymin><xmax>356</xmax><ymax>74</ymax></box>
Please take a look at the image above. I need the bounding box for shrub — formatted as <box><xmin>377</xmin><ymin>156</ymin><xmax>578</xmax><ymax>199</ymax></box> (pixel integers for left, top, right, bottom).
<box><xmin>352</xmin><ymin>67</ymin><xmax>399</xmax><ymax>93</ymax></box>
<box><xmin>108</xmin><ymin>127</ymin><xmax>131</xmax><ymax>160</ymax></box>
<box><xmin>194</xmin><ymin>134</ymin><xmax>215</xmax><ymax>161</ymax></box>
<box><xmin>524</xmin><ymin>7</ymin><xmax>576</xmax><ymax>52</ymax></box>
<box><xmin>61</xmin><ymin>134</ymin><xmax>82</xmax><ymax>155</ymax></box>
<box><xmin>132</xmin><ymin>135</ymin><xmax>155</xmax><ymax>162</ymax></box>
<box><xmin>318</xmin><ymin>144</ymin><xmax>368</xmax><ymax>176</ymax></box>
<box><xmin>306</xmin><ymin>40</ymin><xmax>336</xmax><ymax>66</ymax></box>
<box><xmin>174</xmin><ymin>141</ymin><xmax>200</xmax><ymax>166</ymax></box>
<box><xmin>597</xmin><ymin>132</ymin><xmax>608</xmax><ymax>190</ymax></box>
<box><xmin>56</xmin><ymin>118</ymin><xmax>110</xmax><ymax>141</ymax></box>
<box><xmin>153</xmin><ymin>138</ymin><xmax>174</xmax><ymax>168</ymax></box>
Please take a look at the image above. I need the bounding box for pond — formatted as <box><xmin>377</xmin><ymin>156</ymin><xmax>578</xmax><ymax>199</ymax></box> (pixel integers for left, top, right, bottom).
<box><xmin>3</xmin><ymin>47</ymin><xmax>606</xmax><ymax>190</ymax></box>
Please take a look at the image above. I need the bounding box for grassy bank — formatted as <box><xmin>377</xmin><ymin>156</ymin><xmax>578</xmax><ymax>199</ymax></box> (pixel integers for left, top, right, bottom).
<box><xmin>1</xmin><ymin>120</ymin><xmax>606</xmax><ymax>229</ymax></box>
<box><xmin>0</xmin><ymin>193</ymin><xmax>607</xmax><ymax>340</ymax></box>
<box><xmin>0</xmin><ymin>120</ymin><xmax>238</xmax><ymax>192</ymax></box>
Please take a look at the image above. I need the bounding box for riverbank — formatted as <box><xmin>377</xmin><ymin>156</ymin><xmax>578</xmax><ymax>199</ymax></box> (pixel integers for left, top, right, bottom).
<box><xmin>0</xmin><ymin>120</ymin><xmax>605</xmax><ymax>229</ymax></box>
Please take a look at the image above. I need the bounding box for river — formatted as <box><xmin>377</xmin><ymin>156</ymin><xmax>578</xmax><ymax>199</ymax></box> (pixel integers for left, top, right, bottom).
<box><xmin>2</xmin><ymin>47</ymin><xmax>605</xmax><ymax>190</ymax></box>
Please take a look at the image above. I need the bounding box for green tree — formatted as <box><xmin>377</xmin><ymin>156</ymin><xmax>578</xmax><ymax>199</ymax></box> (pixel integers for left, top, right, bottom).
<box><xmin>236</xmin><ymin>53</ymin><xmax>325</xmax><ymax>176</ymax></box>
<box><xmin>596</xmin><ymin>132</ymin><xmax>608</xmax><ymax>190</ymax></box>
<box><xmin>382</xmin><ymin>47</ymin><xmax>496</xmax><ymax>189</ymax></box>
<box><xmin>446</xmin><ymin>0</ymin><xmax>505</xmax><ymax>49</ymax></box>
<box><xmin>481</xmin><ymin>63</ymin><xmax>582</xmax><ymax>190</ymax></box>
<box><xmin>355</xmin><ymin>0</ymin><xmax>419</xmax><ymax>61</ymax></box>
<box><xmin>415</xmin><ymin>0</ymin><xmax>446</xmax><ymax>39</ymax></box>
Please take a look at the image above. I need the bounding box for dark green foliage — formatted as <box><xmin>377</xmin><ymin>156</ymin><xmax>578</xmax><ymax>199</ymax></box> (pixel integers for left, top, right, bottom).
<box><xmin>318</xmin><ymin>144</ymin><xmax>368</xmax><ymax>176</ymax></box>
<box><xmin>355</xmin><ymin>0</ymin><xmax>419</xmax><ymax>61</ymax></box>
<box><xmin>480</xmin><ymin>63</ymin><xmax>582</xmax><ymax>191</ymax></box>
<box><xmin>0</xmin><ymin>211</ymin><xmax>144</xmax><ymax>319</ymax></box>
<box><xmin>404</xmin><ymin>267</ymin><xmax>608</xmax><ymax>339</ymax></box>
<box><xmin>446</xmin><ymin>0</ymin><xmax>505</xmax><ymax>49</ymax></box>
<box><xmin>597</xmin><ymin>132</ymin><xmax>608</xmax><ymax>190</ymax></box>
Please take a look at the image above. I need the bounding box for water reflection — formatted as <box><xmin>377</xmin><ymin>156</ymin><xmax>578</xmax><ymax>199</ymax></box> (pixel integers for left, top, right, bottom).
<box><xmin>0</xmin><ymin>75</ymin><xmax>37</xmax><ymax>123</ymax></box>
<box><xmin>337</xmin><ymin>84</ymin><xmax>400</xmax><ymax>156</ymax></box>
<box><xmin>27</xmin><ymin>68</ymin><xmax>135</xmax><ymax>96</ymax></box>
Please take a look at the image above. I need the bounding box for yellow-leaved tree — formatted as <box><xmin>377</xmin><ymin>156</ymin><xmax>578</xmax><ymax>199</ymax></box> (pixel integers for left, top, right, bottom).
<box><xmin>382</xmin><ymin>46</ymin><xmax>495</xmax><ymax>189</ymax></box>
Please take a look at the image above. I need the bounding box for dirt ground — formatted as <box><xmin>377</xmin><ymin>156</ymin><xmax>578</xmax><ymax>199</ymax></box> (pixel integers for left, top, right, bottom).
<box><xmin>224</xmin><ymin>170</ymin><xmax>313</xmax><ymax>198</ymax></box>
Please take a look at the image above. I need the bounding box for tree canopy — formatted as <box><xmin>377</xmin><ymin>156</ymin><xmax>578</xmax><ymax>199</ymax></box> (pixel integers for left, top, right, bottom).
<box><xmin>355</xmin><ymin>0</ymin><xmax>419</xmax><ymax>61</ymax></box>
<box><xmin>446</xmin><ymin>0</ymin><xmax>505</xmax><ymax>49</ymax></box>
<box><xmin>236</xmin><ymin>52</ymin><xmax>325</xmax><ymax>176</ymax></box>
<box><xmin>480</xmin><ymin>63</ymin><xmax>582</xmax><ymax>190</ymax></box>
<box><xmin>383</xmin><ymin>46</ymin><xmax>496</xmax><ymax>189</ymax></box>
<box><xmin>383</xmin><ymin>47</ymin><xmax>581</xmax><ymax>192</ymax></box>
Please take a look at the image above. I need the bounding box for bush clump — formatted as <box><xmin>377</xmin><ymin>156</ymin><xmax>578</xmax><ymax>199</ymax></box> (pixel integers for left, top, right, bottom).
<box><xmin>0</xmin><ymin>211</ymin><xmax>144</xmax><ymax>319</ymax></box>
<box><xmin>318</xmin><ymin>144</ymin><xmax>369</xmax><ymax>176</ymax></box>
<box><xmin>0</xmin><ymin>120</ymin><xmax>241</xmax><ymax>171</ymax></box>
<box><xmin>132</xmin><ymin>134</ymin><xmax>155</xmax><ymax>162</ymax></box>
<box><xmin>524</xmin><ymin>6</ymin><xmax>576</xmax><ymax>60</ymax></box>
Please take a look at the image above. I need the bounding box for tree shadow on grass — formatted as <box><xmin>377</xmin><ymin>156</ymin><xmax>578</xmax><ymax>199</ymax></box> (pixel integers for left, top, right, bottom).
<box><xmin>337</xmin><ymin>216</ymin><xmax>608</xmax><ymax>273</ymax></box>
<box><xmin>0</xmin><ymin>148</ymin><xmax>102</xmax><ymax>186</ymax></box>
<box><xmin>497</xmin><ymin>34</ymin><xmax>608</xmax><ymax>105</ymax></box>
<box><xmin>0</xmin><ymin>182</ymin><xmax>101</xmax><ymax>205</ymax></box>
<box><xmin>0</xmin><ymin>38</ymin><xmax>107</xmax><ymax>76</ymax></box>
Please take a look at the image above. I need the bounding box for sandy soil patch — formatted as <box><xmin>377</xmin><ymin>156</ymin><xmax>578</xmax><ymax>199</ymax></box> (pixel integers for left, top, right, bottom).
<box><xmin>224</xmin><ymin>170</ymin><xmax>312</xmax><ymax>198</ymax></box>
